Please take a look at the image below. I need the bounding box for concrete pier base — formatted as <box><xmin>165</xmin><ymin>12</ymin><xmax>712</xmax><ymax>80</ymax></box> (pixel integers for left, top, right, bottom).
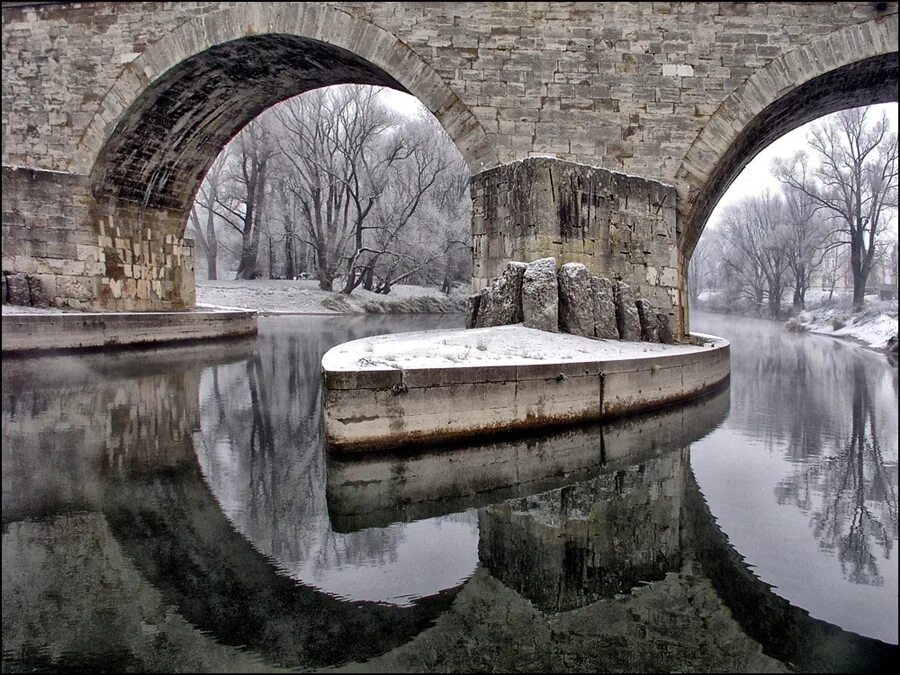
<box><xmin>1</xmin><ymin>308</ymin><xmax>257</xmax><ymax>354</ymax></box>
<box><xmin>322</xmin><ymin>326</ymin><xmax>729</xmax><ymax>453</ymax></box>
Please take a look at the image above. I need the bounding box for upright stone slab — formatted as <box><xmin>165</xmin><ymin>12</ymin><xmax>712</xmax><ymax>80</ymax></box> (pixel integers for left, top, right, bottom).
<box><xmin>522</xmin><ymin>257</ymin><xmax>559</xmax><ymax>333</ymax></box>
<box><xmin>27</xmin><ymin>275</ymin><xmax>49</xmax><ymax>308</ymax></box>
<box><xmin>614</xmin><ymin>281</ymin><xmax>641</xmax><ymax>341</ymax></box>
<box><xmin>476</xmin><ymin>261</ymin><xmax>526</xmax><ymax>327</ymax></box>
<box><xmin>657</xmin><ymin>312</ymin><xmax>675</xmax><ymax>344</ymax></box>
<box><xmin>636</xmin><ymin>299</ymin><xmax>660</xmax><ymax>342</ymax></box>
<box><xmin>6</xmin><ymin>273</ymin><xmax>30</xmax><ymax>306</ymax></box>
<box><xmin>557</xmin><ymin>263</ymin><xmax>593</xmax><ymax>337</ymax></box>
<box><xmin>465</xmin><ymin>293</ymin><xmax>481</xmax><ymax>329</ymax></box>
<box><xmin>590</xmin><ymin>276</ymin><xmax>619</xmax><ymax>340</ymax></box>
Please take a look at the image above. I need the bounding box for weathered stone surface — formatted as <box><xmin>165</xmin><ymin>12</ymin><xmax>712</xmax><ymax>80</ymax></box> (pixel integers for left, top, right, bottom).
<box><xmin>6</xmin><ymin>272</ymin><xmax>30</xmax><ymax>305</ymax></box>
<box><xmin>3</xmin><ymin>2</ymin><xmax>893</xmax><ymax>325</ymax></box>
<box><xmin>614</xmin><ymin>281</ymin><xmax>641</xmax><ymax>341</ymax></box>
<box><xmin>557</xmin><ymin>263</ymin><xmax>593</xmax><ymax>337</ymax></box>
<box><xmin>590</xmin><ymin>276</ymin><xmax>619</xmax><ymax>340</ymax></box>
<box><xmin>1</xmin><ymin>274</ymin><xmax>6</xmax><ymax>304</ymax></box>
<box><xmin>465</xmin><ymin>293</ymin><xmax>481</xmax><ymax>329</ymax></box>
<box><xmin>476</xmin><ymin>261</ymin><xmax>526</xmax><ymax>327</ymax></box>
<box><xmin>636</xmin><ymin>299</ymin><xmax>660</xmax><ymax>342</ymax></box>
<box><xmin>522</xmin><ymin>257</ymin><xmax>559</xmax><ymax>333</ymax></box>
<box><xmin>657</xmin><ymin>313</ymin><xmax>675</xmax><ymax>344</ymax></box>
<box><xmin>26</xmin><ymin>274</ymin><xmax>49</xmax><ymax>307</ymax></box>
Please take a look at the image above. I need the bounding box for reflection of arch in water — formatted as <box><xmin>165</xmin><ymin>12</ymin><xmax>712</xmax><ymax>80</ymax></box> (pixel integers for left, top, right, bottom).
<box><xmin>1</xmin><ymin>337</ymin><xmax>258</xmax><ymax>525</ymax></box>
<box><xmin>327</xmin><ymin>382</ymin><xmax>730</xmax><ymax>532</ymax></box>
<box><xmin>99</xmin><ymin>416</ymin><xmax>460</xmax><ymax>670</ymax></box>
<box><xmin>684</xmin><ymin>469</ymin><xmax>898</xmax><ymax>672</ymax></box>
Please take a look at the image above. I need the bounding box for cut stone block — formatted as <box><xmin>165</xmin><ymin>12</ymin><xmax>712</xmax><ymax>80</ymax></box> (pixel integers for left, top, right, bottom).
<box><xmin>636</xmin><ymin>298</ymin><xmax>660</xmax><ymax>342</ymax></box>
<box><xmin>657</xmin><ymin>312</ymin><xmax>675</xmax><ymax>344</ymax></box>
<box><xmin>522</xmin><ymin>257</ymin><xmax>559</xmax><ymax>333</ymax></box>
<box><xmin>614</xmin><ymin>281</ymin><xmax>641</xmax><ymax>341</ymax></box>
<box><xmin>558</xmin><ymin>262</ymin><xmax>593</xmax><ymax>337</ymax></box>
<box><xmin>476</xmin><ymin>261</ymin><xmax>526</xmax><ymax>327</ymax></box>
<box><xmin>590</xmin><ymin>276</ymin><xmax>619</xmax><ymax>340</ymax></box>
<box><xmin>6</xmin><ymin>272</ymin><xmax>30</xmax><ymax>305</ymax></box>
<box><xmin>465</xmin><ymin>292</ymin><xmax>481</xmax><ymax>329</ymax></box>
<box><xmin>27</xmin><ymin>274</ymin><xmax>49</xmax><ymax>307</ymax></box>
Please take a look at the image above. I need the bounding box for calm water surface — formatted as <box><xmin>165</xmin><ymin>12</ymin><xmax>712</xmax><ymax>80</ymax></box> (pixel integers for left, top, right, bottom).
<box><xmin>2</xmin><ymin>311</ymin><xmax>897</xmax><ymax>672</ymax></box>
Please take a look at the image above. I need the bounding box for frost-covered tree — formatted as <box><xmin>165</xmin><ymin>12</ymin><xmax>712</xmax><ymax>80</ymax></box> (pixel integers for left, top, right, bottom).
<box><xmin>776</xmin><ymin>107</ymin><xmax>898</xmax><ymax>310</ymax></box>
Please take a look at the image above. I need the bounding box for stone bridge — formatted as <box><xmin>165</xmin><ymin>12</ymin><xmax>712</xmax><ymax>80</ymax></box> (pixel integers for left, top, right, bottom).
<box><xmin>2</xmin><ymin>1</ymin><xmax>897</xmax><ymax>335</ymax></box>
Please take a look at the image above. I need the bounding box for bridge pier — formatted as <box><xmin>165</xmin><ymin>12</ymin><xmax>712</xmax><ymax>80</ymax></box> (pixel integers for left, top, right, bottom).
<box><xmin>472</xmin><ymin>158</ymin><xmax>686</xmax><ymax>337</ymax></box>
<box><xmin>2</xmin><ymin>165</ymin><xmax>195</xmax><ymax>311</ymax></box>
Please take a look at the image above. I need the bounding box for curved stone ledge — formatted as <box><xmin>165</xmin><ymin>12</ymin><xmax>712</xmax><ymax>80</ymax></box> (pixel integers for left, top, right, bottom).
<box><xmin>322</xmin><ymin>327</ymin><xmax>730</xmax><ymax>453</ymax></box>
<box><xmin>1</xmin><ymin>309</ymin><xmax>257</xmax><ymax>354</ymax></box>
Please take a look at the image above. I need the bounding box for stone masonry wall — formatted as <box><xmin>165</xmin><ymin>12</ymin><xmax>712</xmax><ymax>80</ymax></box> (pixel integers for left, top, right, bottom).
<box><xmin>1</xmin><ymin>2</ymin><xmax>895</xmax><ymax>314</ymax></box>
<box><xmin>2</xmin><ymin>2</ymin><xmax>894</xmax><ymax>179</ymax></box>
<box><xmin>1</xmin><ymin>167</ymin><xmax>195</xmax><ymax>310</ymax></box>
<box><xmin>472</xmin><ymin>158</ymin><xmax>678</xmax><ymax>323</ymax></box>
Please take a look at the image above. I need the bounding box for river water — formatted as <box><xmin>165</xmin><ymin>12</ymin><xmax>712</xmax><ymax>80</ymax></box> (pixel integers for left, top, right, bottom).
<box><xmin>2</xmin><ymin>311</ymin><xmax>897</xmax><ymax>672</ymax></box>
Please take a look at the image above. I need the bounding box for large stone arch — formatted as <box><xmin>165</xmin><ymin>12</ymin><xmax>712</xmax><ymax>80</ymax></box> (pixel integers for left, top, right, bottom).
<box><xmin>676</xmin><ymin>18</ymin><xmax>899</xmax><ymax>262</ymax></box>
<box><xmin>70</xmin><ymin>3</ymin><xmax>497</xmax><ymax>310</ymax></box>
<box><xmin>672</xmin><ymin>17</ymin><xmax>898</xmax><ymax>333</ymax></box>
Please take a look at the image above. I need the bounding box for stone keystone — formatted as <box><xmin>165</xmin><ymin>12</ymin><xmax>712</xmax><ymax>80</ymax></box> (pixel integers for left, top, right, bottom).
<box><xmin>614</xmin><ymin>281</ymin><xmax>641</xmax><ymax>341</ymax></box>
<box><xmin>635</xmin><ymin>299</ymin><xmax>660</xmax><ymax>342</ymax></box>
<box><xmin>522</xmin><ymin>257</ymin><xmax>559</xmax><ymax>333</ymax></box>
<box><xmin>657</xmin><ymin>312</ymin><xmax>675</xmax><ymax>344</ymax></box>
<box><xmin>558</xmin><ymin>262</ymin><xmax>593</xmax><ymax>337</ymax></box>
<box><xmin>475</xmin><ymin>261</ymin><xmax>527</xmax><ymax>327</ymax></box>
<box><xmin>590</xmin><ymin>276</ymin><xmax>619</xmax><ymax>340</ymax></box>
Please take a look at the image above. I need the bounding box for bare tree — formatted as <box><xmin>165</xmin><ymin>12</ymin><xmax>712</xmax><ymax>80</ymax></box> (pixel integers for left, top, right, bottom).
<box><xmin>781</xmin><ymin>167</ymin><xmax>838</xmax><ymax>310</ymax></box>
<box><xmin>271</xmin><ymin>87</ymin><xmax>391</xmax><ymax>291</ymax></box>
<box><xmin>720</xmin><ymin>191</ymin><xmax>792</xmax><ymax>318</ymax></box>
<box><xmin>206</xmin><ymin>119</ymin><xmax>280</xmax><ymax>280</ymax></box>
<box><xmin>188</xmin><ymin>151</ymin><xmax>229</xmax><ymax>280</ymax></box>
<box><xmin>191</xmin><ymin>84</ymin><xmax>471</xmax><ymax>292</ymax></box>
<box><xmin>776</xmin><ymin>107</ymin><xmax>898</xmax><ymax>310</ymax></box>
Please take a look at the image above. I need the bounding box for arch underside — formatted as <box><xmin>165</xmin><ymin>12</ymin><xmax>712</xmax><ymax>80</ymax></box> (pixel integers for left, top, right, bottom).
<box><xmin>91</xmin><ymin>34</ymin><xmax>410</xmax><ymax>215</ymax></box>
<box><xmin>681</xmin><ymin>52</ymin><xmax>899</xmax><ymax>260</ymax></box>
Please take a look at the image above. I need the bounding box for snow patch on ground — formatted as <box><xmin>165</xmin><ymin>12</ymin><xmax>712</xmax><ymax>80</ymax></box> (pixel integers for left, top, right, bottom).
<box><xmin>196</xmin><ymin>279</ymin><xmax>467</xmax><ymax>314</ymax></box>
<box><xmin>2</xmin><ymin>280</ymin><xmax>467</xmax><ymax>316</ymax></box>
<box><xmin>790</xmin><ymin>306</ymin><xmax>898</xmax><ymax>350</ymax></box>
<box><xmin>322</xmin><ymin>324</ymin><xmax>721</xmax><ymax>371</ymax></box>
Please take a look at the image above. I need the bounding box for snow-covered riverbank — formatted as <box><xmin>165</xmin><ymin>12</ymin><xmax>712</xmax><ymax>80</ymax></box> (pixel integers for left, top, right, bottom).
<box><xmin>787</xmin><ymin>304</ymin><xmax>898</xmax><ymax>352</ymax></box>
<box><xmin>196</xmin><ymin>279</ymin><xmax>467</xmax><ymax>314</ymax></box>
<box><xmin>1</xmin><ymin>280</ymin><xmax>468</xmax><ymax>317</ymax></box>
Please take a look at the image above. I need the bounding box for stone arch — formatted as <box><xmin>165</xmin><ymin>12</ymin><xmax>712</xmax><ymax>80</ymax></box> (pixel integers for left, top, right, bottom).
<box><xmin>74</xmin><ymin>3</ymin><xmax>497</xmax><ymax>183</ymax></box>
<box><xmin>676</xmin><ymin>17</ymin><xmax>899</xmax><ymax>263</ymax></box>
<box><xmin>69</xmin><ymin>3</ymin><xmax>497</xmax><ymax>309</ymax></box>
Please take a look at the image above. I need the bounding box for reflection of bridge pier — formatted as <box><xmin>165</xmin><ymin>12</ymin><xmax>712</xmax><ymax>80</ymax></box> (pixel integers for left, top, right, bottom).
<box><xmin>479</xmin><ymin>448</ymin><xmax>687</xmax><ymax>612</ymax></box>
<box><xmin>327</xmin><ymin>383</ymin><xmax>729</xmax><ymax>532</ymax></box>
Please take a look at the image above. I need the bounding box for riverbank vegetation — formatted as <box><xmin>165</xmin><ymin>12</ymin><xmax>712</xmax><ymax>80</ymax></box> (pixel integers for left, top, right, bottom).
<box><xmin>690</xmin><ymin>105</ymin><xmax>897</xmax><ymax>349</ymax></box>
<box><xmin>187</xmin><ymin>84</ymin><xmax>471</xmax><ymax>298</ymax></box>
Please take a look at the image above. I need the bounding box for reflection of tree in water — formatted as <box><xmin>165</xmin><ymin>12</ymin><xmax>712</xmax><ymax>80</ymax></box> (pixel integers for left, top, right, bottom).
<box><xmin>193</xmin><ymin>315</ymin><xmax>465</xmax><ymax>580</ymax></box>
<box><xmin>775</xmin><ymin>360</ymin><xmax>898</xmax><ymax>586</ymax></box>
